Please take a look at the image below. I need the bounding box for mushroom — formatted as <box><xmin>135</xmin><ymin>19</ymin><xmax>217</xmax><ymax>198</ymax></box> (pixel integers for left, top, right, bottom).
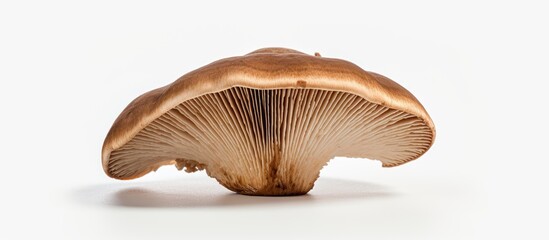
<box><xmin>102</xmin><ymin>47</ymin><xmax>435</xmax><ymax>196</ymax></box>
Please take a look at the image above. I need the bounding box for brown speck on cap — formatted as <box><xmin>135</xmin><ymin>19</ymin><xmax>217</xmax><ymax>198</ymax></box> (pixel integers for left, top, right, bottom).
<box><xmin>102</xmin><ymin>47</ymin><xmax>436</xmax><ymax>196</ymax></box>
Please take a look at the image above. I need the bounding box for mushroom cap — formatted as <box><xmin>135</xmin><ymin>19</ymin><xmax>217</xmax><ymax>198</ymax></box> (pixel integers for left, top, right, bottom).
<box><xmin>102</xmin><ymin>47</ymin><xmax>435</xmax><ymax>195</ymax></box>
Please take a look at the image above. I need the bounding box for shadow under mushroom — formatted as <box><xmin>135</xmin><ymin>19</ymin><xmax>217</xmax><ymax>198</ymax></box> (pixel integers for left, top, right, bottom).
<box><xmin>72</xmin><ymin>177</ymin><xmax>395</xmax><ymax>208</ymax></box>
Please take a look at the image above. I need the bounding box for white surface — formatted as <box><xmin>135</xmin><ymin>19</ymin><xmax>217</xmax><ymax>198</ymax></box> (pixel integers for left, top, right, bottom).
<box><xmin>1</xmin><ymin>1</ymin><xmax>547</xmax><ymax>239</ymax></box>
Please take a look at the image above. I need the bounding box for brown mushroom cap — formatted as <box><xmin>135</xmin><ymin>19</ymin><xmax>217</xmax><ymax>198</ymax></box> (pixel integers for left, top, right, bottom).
<box><xmin>102</xmin><ymin>47</ymin><xmax>435</xmax><ymax>195</ymax></box>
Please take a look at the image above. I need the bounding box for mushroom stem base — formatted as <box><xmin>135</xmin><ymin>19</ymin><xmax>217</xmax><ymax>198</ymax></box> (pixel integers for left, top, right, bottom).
<box><xmin>217</xmin><ymin>178</ymin><xmax>317</xmax><ymax>196</ymax></box>
<box><xmin>208</xmin><ymin>167</ymin><xmax>321</xmax><ymax>196</ymax></box>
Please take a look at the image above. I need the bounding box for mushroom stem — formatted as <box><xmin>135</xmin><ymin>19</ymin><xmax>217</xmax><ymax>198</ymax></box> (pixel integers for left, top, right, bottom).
<box><xmin>206</xmin><ymin>156</ymin><xmax>330</xmax><ymax>196</ymax></box>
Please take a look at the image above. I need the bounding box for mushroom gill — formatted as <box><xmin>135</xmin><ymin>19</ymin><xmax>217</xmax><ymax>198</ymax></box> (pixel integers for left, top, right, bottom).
<box><xmin>107</xmin><ymin>87</ymin><xmax>433</xmax><ymax>195</ymax></box>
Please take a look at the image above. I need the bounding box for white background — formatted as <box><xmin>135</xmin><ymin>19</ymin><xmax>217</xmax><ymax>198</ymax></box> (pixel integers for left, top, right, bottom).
<box><xmin>1</xmin><ymin>1</ymin><xmax>547</xmax><ymax>239</ymax></box>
